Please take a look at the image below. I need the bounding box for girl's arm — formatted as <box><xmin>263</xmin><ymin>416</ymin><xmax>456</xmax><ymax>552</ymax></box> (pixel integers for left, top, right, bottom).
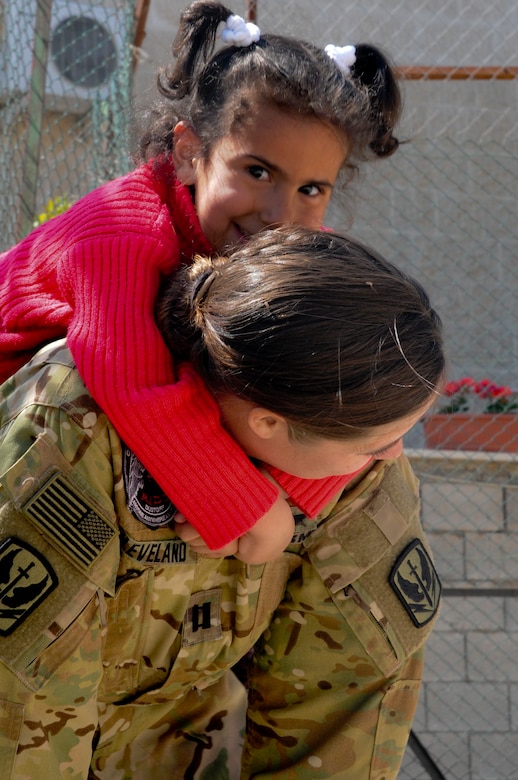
<box><xmin>61</xmin><ymin>230</ymin><xmax>349</xmax><ymax>550</ymax></box>
<box><xmin>60</xmin><ymin>231</ymin><xmax>283</xmax><ymax>550</ymax></box>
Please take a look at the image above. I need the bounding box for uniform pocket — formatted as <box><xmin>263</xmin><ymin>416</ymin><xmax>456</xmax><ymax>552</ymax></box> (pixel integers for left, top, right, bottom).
<box><xmin>305</xmin><ymin>461</ymin><xmax>441</xmax><ymax>677</ymax></box>
<box><xmin>371</xmin><ymin>669</ymin><xmax>423</xmax><ymax>779</ymax></box>
<box><xmin>0</xmin><ymin>501</ymin><xmax>102</xmax><ymax>690</ymax></box>
<box><xmin>99</xmin><ymin>567</ymin><xmax>158</xmax><ymax>698</ymax></box>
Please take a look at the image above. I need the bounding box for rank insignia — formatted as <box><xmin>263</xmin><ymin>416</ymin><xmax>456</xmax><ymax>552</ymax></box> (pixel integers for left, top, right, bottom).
<box><xmin>0</xmin><ymin>537</ymin><xmax>58</xmax><ymax>636</ymax></box>
<box><xmin>389</xmin><ymin>538</ymin><xmax>441</xmax><ymax>627</ymax></box>
<box><xmin>183</xmin><ymin>588</ymin><xmax>222</xmax><ymax>646</ymax></box>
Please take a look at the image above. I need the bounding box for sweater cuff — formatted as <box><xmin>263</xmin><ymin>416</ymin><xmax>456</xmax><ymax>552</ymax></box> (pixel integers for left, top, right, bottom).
<box><xmin>265</xmin><ymin>466</ymin><xmax>369</xmax><ymax>518</ymax></box>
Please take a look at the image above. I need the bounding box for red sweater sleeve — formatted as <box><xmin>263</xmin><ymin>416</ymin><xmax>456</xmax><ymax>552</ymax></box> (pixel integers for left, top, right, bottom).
<box><xmin>60</xmin><ymin>230</ymin><xmax>281</xmax><ymax>549</ymax></box>
<box><xmin>265</xmin><ymin>463</ymin><xmax>372</xmax><ymax>518</ymax></box>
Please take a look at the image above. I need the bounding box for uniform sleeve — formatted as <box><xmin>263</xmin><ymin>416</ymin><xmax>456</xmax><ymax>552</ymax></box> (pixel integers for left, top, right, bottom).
<box><xmin>0</xmin><ymin>367</ymin><xmax>119</xmax><ymax>778</ymax></box>
<box><xmin>243</xmin><ymin>631</ymin><xmax>424</xmax><ymax>779</ymax></box>
<box><xmin>242</xmin><ymin>560</ymin><xmax>425</xmax><ymax>779</ymax></box>
<box><xmin>60</xmin><ymin>233</ymin><xmax>279</xmax><ymax>550</ymax></box>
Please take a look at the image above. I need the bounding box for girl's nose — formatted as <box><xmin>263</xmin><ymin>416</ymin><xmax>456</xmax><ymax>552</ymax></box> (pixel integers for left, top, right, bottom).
<box><xmin>259</xmin><ymin>192</ymin><xmax>294</xmax><ymax>226</ymax></box>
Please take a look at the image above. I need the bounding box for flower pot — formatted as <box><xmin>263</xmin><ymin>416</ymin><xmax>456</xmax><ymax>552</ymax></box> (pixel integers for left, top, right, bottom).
<box><xmin>423</xmin><ymin>413</ymin><xmax>518</xmax><ymax>453</ymax></box>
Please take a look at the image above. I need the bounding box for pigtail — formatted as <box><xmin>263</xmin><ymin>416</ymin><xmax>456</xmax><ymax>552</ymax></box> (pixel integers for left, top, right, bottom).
<box><xmin>158</xmin><ymin>1</ymin><xmax>233</xmax><ymax>100</ymax></box>
<box><xmin>351</xmin><ymin>44</ymin><xmax>402</xmax><ymax>158</ymax></box>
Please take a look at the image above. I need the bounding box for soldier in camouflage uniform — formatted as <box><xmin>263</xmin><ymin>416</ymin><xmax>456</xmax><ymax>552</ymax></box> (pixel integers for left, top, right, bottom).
<box><xmin>0</xmin><ymin>229</ymin><xmax>443</xmax><ymax>778</ymax></box>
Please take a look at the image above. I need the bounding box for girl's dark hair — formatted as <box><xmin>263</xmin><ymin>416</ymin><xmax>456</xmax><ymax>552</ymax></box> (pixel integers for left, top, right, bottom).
<box><xmin>157</xmin><ymin>226</ymin><xmax>444</xmax><ymax>440</ymax></box>
<box><xmin>138</xmin><ymin>1</ymin><xmax>401</xmax><ymax>170</ymax></box>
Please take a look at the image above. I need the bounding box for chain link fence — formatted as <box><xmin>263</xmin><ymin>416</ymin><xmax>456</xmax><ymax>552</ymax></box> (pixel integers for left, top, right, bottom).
<box><xmin>0</xmin><ymin>0</ymin><xmax>137</xmax><ymax>246</ymax></box>
<box><xmin>250</xmin><ymin>2</ymin><xmax>517</xmax><ymax>778</ymax></box>
<box><xmin>1</xmin><ymin>1</ymin><xmax>518</xmax><ymax>778</ymax></box>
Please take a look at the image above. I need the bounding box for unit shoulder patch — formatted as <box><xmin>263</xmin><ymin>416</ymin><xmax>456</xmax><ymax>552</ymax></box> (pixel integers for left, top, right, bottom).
<box><xmin>123</xmin><ymin>446</ymin><xmax>177</xmax><ymax>528</ymax></box>
<box><xmin>0</xmin><ymin>537</ymin><xmax>58</xmax><ymax>636</ymax></box>
<box><xmin>389</xmin><ymin>538</ymin><xmax>441</xmax><ymax>627</ymax></box>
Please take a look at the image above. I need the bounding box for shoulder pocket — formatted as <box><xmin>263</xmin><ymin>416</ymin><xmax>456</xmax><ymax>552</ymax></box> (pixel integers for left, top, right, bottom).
<box><xmin>0</xmin><ymin>433</ymin><xmax>118</xmax><ymax>690</ymax></box>
<box><xmin>306</xmin><ymin>461</ymin><xmax>441</xmax><ymax>676</ymax></box>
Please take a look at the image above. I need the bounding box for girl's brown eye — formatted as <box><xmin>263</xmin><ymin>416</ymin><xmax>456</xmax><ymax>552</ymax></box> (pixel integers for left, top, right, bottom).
<box><xmin>248</xmin><ymin>165</ymin><xmax>269</xmax><ymax>180</ymax></box>
<box><xmin>300</xmin><ymin>184</ymin><xmax>322</xmax><ymax>197</ymax></box>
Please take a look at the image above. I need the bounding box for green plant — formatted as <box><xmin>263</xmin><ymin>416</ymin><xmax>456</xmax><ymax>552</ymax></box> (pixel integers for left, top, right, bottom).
<box><xmin>33</xmin><ymin>196</ymin><xmax>71</xmax><ymax>227</ymax></box>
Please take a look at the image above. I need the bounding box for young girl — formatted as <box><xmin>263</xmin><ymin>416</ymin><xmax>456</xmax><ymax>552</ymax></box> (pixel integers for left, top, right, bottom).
<box><xmin>0</xmin><ymin>226</ymin><xmax>444</xmax><ymax>779</ymax></box>
<box><xmin>0</xmin><ymin>1</ymin><xmax>402</xmax><ymax>561</ymax></box>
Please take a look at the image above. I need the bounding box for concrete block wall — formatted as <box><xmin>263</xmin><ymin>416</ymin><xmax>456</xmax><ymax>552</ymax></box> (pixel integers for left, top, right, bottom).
<box><xmin>399</xmin><ymin>452</ymin><xmax>518</xmax><ymax>780</ymax></box>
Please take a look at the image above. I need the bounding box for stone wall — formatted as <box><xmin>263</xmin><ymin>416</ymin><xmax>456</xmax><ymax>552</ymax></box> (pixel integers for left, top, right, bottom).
<box><xmin>399</xmin><ymin>451</ymin><xmax>518</xmax><ymax>779</ymax></box>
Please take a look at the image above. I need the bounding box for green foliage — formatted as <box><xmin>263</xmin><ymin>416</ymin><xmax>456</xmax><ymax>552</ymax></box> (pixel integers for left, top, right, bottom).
<box><xmin>33</xmin><ymin>196</ymin><xmax>71</xmax><ymax>227</ymax></box>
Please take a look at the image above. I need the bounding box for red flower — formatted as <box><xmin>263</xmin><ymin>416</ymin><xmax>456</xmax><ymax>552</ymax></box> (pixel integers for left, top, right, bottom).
<box><xmin>438</xmin><ymin>376</ymin><xmax>517</xmax><ymax>414</ymax></box>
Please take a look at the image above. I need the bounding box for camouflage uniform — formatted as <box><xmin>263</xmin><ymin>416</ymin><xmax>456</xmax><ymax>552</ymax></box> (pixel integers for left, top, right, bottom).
<box><xmin>0</xmin><ymin>341</ymin><xmax>441</xmax><ymax>779</ymax></box>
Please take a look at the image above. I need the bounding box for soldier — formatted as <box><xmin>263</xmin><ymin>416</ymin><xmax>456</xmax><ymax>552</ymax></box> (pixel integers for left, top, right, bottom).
<box><xmin>0</xmin><ymin>228</ymin><xmax>443</xmax><ymax>778</ymax></box>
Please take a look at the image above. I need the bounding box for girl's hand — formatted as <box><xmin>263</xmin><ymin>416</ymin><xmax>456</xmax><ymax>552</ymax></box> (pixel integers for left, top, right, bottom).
<box><xmin>232</xmin><ymin>492</ymin><xmax>295</xmax><ymax>563</ymax></box>
<box><xmin>174</xmin><ymin>468</ymin><xmax>294</xmax><ymax>563</ymax></box>
<box><xmin>174</xmin><ymin>513</ymin><xmax>239</xmax><ymax>557</ymax></box>
<box><xmin>174</xmin><ymin>494</ymin><xmax>295</xmax><ymax>563</ymax></box>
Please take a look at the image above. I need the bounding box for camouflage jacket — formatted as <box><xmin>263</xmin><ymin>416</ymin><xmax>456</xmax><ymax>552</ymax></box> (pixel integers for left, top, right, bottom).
<box><xmin>0</xmin><ymin>341</ymin><xmax>441</xmax><ymax>779</ymax></box>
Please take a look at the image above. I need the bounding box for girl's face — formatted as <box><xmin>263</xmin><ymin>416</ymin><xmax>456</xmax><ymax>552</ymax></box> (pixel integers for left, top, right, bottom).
<box><xmin>218</xmin><ymin>396</ymin><xmax>436</xmax><ymax>480</ymax></box>
<box><xmin>174</xmin><ymin>104</ymin><xmax>348</xmax><ymax>252</ymax></box>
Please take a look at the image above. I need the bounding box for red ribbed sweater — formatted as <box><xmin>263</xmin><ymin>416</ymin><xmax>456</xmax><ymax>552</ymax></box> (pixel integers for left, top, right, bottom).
<box><xmin>0</xmin><ymin>160</ymin><xmax>353</xmax><ymax>548</ymax></box>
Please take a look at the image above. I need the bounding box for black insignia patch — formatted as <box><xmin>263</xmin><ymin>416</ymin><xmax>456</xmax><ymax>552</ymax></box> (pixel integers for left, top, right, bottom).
<box><xmin>22</xmin><ymin>472</ymin><xmax>116</xmax><ymax>568</ymax></box>
<box><xmin>123</xmin><ymin>446</ymin><xmax>177</xmax><ymax>528</ymax></box>
<box><xmin>183</xmin><ymin>588</ymin><xmax>222</xmax><ymax>646</ymax></box>
<box><xmin>389</xmin><ymin>538</ymin><xmax>441</xmax><ymax>627</ymax></box>
<box><xmin>0</xmin><ymin>537</ymin><xmax>58</xmax><ymax>636</ymax></box>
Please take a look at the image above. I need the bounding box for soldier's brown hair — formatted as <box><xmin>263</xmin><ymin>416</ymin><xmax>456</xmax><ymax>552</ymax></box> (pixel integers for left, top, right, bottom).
<box><xmin>158</xmin><ymin>226</ymin><xmax>444</xmax><ymax>440</ymax></box>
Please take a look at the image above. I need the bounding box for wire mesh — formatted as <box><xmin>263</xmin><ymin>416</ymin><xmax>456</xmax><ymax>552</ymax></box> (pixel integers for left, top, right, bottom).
<box><xmin>250</xmin><ymin>2</ymin><xmax>518</xmax><ymax>778</ymax></box>
<box><xmin>0</xmin><ymin>0</ymin><xmax>136</xmax><ymax>247</ymax></box>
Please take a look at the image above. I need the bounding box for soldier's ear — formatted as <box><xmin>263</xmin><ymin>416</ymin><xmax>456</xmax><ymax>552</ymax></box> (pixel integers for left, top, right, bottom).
<box><xmin>172</xmin><ymin>122</ymin><xmax>203</xmax><ymax>186</ymax></box>
<box><xmin>247</xmin><ymin>408</ymin><xmax>287</xmax><ymax>440</ymax></box>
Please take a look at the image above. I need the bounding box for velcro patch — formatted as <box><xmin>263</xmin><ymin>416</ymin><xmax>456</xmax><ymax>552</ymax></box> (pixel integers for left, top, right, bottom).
<box><xmin>182</xmin><ymin>588</ymin><xmax>222</xmax><ymax>646</ymax></box>
<box><xmin>22</xmin><ymin>471</ymin><xmax>116</xmax><ymax>569</ymax></box>
<box><xmin>0</xmin><ymin>537</ymin><xmax>58</xmax><ymax>636</ymax></box>
<box><xmin>389</xmin><ymin>538</ymin><xmax>441</xmax><ymax>627</ymax></box>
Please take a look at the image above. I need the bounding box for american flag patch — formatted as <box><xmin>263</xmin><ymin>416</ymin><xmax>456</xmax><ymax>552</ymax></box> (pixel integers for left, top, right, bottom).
<box><xmin>22</xmin><ymin>472</ymin><xmax>116</xmax><ymax>568</ymax></box>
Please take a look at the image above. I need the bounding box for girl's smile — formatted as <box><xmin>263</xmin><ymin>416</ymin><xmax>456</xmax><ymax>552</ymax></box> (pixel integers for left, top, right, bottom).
<box><xmin>173</xmin><ymin>104</ymin><xmax>348</xmax><ymax>252</ymax></box>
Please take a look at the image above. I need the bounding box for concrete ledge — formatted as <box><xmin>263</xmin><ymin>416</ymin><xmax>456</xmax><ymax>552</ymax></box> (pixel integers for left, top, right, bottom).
<box><xmin>407</xmin><ymin>448</ymin><xmax>518</xmax><ymax>485</ymax></box>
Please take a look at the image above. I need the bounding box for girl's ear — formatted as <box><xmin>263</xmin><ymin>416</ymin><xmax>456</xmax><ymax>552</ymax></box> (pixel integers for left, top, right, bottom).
<box><xmin>172</xmin><ymin>121</ymin><xmax>203</xmax><ymax>185</ymax></box>
<box><xmin>247</xmin><ymin>408</ymin><xmax>288</xmax><ymax>440</ymax></box>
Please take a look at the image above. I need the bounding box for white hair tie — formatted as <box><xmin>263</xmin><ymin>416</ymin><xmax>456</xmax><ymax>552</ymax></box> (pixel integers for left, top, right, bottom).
<box><xmin>221</xmin><ymin>14</ymin><xmax>261</xmax><ymax>47</ymax></box>
<box><xmin>325</xmin><ymin>44</ymin><xmax>356</xmax><ymax>76</ymax></box>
